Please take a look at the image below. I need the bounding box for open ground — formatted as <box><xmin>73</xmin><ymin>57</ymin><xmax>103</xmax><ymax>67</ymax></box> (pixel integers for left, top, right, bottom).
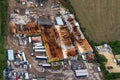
<box><xmin>99</xmin><ymin>52</ymin><xmax>120</xmax><ymax>73</ymax></box>
<box><xmin>70</xmin><ymin>0</ymin><xmax>120</xmax><ymax>42</ymax></box>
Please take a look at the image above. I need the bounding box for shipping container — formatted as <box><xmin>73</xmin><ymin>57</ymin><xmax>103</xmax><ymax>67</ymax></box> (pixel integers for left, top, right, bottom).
<box><xmin>33</xmin><ymin>46</ymin><xmax>45</xmax><ymax>49</ymax></box>
<box><xmin>36</xmin><ymin>56</ymin><xmax>47</xmax><ymax>60</ymax></box>
<box><xmin>42</xmin><ymin>64</ymin><xmax>51</xmax><ymax>68</ymax></box>
<box><xmin>34</xmin><ymin>49</ymin><xmax>46</xmax><ymax>52</ymax></box>
<box><xmin>33</xmin><ymin>43</ymin><xmax>42</xmax><ymax>46</ymax></box>
<box><xmin>22</xmin><ymin>52</ymin><xmax>27</xmax><ymax>62</ymax></box>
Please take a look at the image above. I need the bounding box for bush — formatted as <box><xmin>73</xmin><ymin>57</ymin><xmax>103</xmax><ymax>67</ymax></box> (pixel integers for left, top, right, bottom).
<box><xmin>98</xmin><ymin>54</ymin><xmax>108</xmax><ymax>63</ymax></box>
<box><xmin>108</xmin><ymin>41</ymin><xmax>120</xmax><ymax>55</ymax></box>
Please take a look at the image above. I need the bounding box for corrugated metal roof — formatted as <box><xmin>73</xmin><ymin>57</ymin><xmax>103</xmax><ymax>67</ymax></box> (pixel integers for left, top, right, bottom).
<box><xmin>8</xmin><ymin>50</ymin><xmax>14</xmax><ymax>61</ymax></box>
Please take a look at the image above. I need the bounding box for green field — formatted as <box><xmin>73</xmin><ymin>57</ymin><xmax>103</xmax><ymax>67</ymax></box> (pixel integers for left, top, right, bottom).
<box><xmin>70</xmin><ymin>0</ymin><xmax>120</xmax><ymax>42</ymax></box>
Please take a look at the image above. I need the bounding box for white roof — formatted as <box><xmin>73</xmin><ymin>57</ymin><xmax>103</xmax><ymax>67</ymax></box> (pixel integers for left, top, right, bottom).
<box><xmin>33</xmin><ymin>43</ymin><xmax>42</xmax><ymax>46</ymax></box>
<box><xmin>8</xmin><ymin>50</ymin><xmax>14</xmax><ymax>61</ymax></box>
<box><xmin>22</xmin><ymin>52</ymin><xmax>27</xmax><ymax>62</ymax></box>
<box><xmin>75</xmin><ymin>69</ymin><xmax>89</xmax><ymax>77</ymax></box>
<box><xmin>28</xmin><ymin>37</ymin><xmax>31</xmax><ymax>43</ymax></box>
<box><xmin>42</xmin><ymin>64</ymin><xmax>51</xmax><ymax>67</ymax></box>
<box><xmin>33</xmin><ymin>46</ymin><xmax>45</xmax><ymax>49</ymax></box>
<box><xmin>34</xmin><ymin>49</ymin><xmax>46</xmax><ymax>52</ymax></box>
<box><xmin>56</xmin><ymin>17</ymin><xmax>64</xmax><ymax>25</ymax></box>
<box><xmin>82</xmin><ymin>55</ymin><xmax>86</xmax><ymax>60</ymax></box>
<box><xmin>36</xmin><ymin>56</ymin><xmax>47</xmax><ymax>59</ymax></box>
<box><xmin>25</xmin><ymin>72</ymin><xmax>29</xmax><ymax>79</ymax></box>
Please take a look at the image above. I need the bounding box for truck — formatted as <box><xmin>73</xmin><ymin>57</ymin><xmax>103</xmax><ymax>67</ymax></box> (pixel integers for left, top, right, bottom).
<box><xmin>97</xmin><ymin>67</ymin><xmax>101</xmax><ymax>72</ymax></box>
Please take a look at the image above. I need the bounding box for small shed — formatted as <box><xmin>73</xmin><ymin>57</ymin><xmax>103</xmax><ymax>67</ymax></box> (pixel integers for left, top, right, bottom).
<box><xmin>8</xmin><ymin>50</ymin><xmax>14</xmax><ymax>61</ymax></box>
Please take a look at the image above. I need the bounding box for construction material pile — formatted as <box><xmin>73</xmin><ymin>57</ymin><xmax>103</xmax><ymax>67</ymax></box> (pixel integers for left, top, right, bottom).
<box><xmin>10</xmin><ymin>9</ymin><xmax>41</xmax><ymax>36</ymax></box>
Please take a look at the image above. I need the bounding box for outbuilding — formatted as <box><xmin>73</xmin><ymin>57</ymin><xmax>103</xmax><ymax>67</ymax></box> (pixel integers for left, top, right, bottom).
<box><xmin>8</xmin><ymin>50</ymin><xmax>14</xmax><ymax>61</ymax></box>
<box><xmin>75</xmin><ymin>69</ymin><xmax>89</xmax><ymax>78</ymax></box>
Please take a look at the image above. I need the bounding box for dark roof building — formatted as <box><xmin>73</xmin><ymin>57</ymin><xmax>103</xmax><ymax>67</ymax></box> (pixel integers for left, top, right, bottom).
<box><xmin>38</xmin><ymin>17</ymin><xmax>53</xmax><ymax>26</ymax></box>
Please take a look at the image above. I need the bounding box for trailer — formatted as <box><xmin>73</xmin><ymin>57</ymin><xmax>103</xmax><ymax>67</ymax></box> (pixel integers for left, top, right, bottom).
<box><xmin>21</xmin><ymin>52</ymin><xmax>27</xmax><ymax>62</ymax></box>
<box><xmin>33</xmin><ymin>46</ymin><xmax>45</xmax><ymax>49</ymax></box>
<box><xmin>33</xmin><ymin>43</ymin><xmax>42</xmax><ymax>46</ymax></box>
<box><xmin>42</xmin><ymin>64</ymin><xmax>51</xmax><ymax>68</ymax></box>
<box><xmin>28</xmin><ymin>37</ymin><xmax>32</xmax><ymax>43</ymax></box>
<box><xmin>36</xmin><ymin>56</ymin><xmax>47</xmax><ymax>60</ymax></box>
<box><xmin>34</xmin><ymin>49</ymin><xmax>46</xmax><ymax>52</ymax></box>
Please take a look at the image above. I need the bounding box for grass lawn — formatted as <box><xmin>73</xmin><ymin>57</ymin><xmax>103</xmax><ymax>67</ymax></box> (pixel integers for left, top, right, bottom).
<box><xmin>70</xmin><ymin>0</ymin><xmax>120</xmax><ymax>43</ymax></box>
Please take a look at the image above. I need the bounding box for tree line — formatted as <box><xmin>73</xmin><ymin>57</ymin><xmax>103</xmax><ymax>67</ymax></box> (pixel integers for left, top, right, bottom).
<box><xmin>0</xmin><ymin>0</ymin><xmax>8</xmax><ymax>79</ymax></box>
